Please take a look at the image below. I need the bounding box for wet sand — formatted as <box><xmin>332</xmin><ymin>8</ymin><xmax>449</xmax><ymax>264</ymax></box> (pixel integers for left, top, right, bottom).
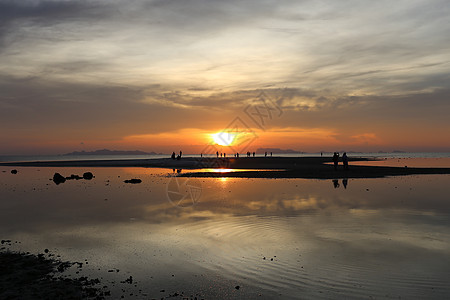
<box><xmin>1</xmin><ymin>241</ymin><xmax>106</xmax><ymax>299</ymax></box>
<box><xmin>2</xmin><ymin>156</ymin><xmax>450</xmax><ymax>179</ymax></box>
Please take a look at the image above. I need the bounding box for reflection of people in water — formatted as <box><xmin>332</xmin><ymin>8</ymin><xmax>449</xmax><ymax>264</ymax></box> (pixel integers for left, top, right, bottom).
<box><xmin>332</xmin><ymin>179</ymin><xmax>340</xmax><ymax>188</ymax></box>
<box><xmin>177</xmin><ymin>169</ymin><xmax>182</xmax><ymax>174</ymax></box>
<box><xmin>332</xmin><ymin>179</ymin><xmax>349</xmax><ymax>189</ymax></box>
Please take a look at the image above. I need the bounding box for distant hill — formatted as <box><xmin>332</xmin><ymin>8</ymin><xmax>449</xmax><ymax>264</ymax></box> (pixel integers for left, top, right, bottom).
<box><xmin>64</xmin><ymin>149</ymin><xmax>158</xmax><ymax>156</ymax></box>
<box><xmin>257</xmin><ymin>148</ymin><xmax>303</xmax><ymax>154</ymax></box>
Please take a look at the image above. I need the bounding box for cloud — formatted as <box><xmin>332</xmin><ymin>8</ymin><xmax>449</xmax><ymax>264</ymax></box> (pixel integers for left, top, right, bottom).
<box><xmin>0</xmin><ymin>0</ymin><xmax>449</xmax><ymax>153</ymax></box>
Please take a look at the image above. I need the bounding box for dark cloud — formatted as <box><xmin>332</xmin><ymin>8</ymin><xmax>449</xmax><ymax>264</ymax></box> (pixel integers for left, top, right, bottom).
<box><xmin>0</xmin><ymin>0</ymin><xmax>449</xmax><ymax>153</ymax></box>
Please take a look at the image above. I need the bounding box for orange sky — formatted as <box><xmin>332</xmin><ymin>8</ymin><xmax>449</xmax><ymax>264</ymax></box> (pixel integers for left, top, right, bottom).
<box><xmin>1</xmin><ymin>1</ymin><xmax>449</xmax><ymax>155</ymax></box>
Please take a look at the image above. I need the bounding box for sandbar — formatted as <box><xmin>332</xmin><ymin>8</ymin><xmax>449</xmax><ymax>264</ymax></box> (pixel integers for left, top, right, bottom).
<box><xmin>2</xmin><ymin>156</ymin><xmax>450</xmax><ymax>179</ymax></box>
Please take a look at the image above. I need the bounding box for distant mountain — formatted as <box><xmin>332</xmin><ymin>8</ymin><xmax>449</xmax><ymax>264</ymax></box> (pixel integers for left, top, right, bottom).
<box><xmin>64</xmin><ymin>149</ymin><xmax>158</xmax><ymax>156</ymax></box>
<box><xmin>257</xmin><ymin>148</ymin><xmax>303</xmax><ymax>154</ymax></box>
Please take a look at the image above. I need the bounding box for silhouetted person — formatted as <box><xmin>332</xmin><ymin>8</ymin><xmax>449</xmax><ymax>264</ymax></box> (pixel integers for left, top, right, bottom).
<box><xmin>179</xmin><ymin>150</ymin><xmax>182</xmax><ymax>158</ymax></box>
<box><xmin>176</xmin><ymin>154</ymin><xmax>181</xmax><ymax>160</ymax></box>
<box><xmin>252</xmin><ymin>152</ymin><xmax>255</xmax><ymax>157</ymax></box>
<box><xmin>321</xmin><ymin>152</ymin><xmax>323</xmax><ymax>157</ymax></box>
<box><xmin>332</xmin><ymin>152</ymin><xmax>339</xmax><ymax>170</ymax></box>
<box><xmin>216</xmin><ymin>151</ymin><xmax>219</xmax><ymax>158</ymax></box>
<box><xmin>332</xmin><ymin>179</ymin><xmax>340</xmax><ymax>188</ymax></box>
<box><xmin>236</xmin><ymin>153</ymin><xmax>239</xmax><ymax>158</ymax></box>
<box><xmin>265</xmin><ymin>152</ymin><xmax>267</xmax><ymax>157</ymax></box>
<box><xmin>171</xmin><ymin>152</ymin><xmax>176</xmax><ymax>160</ymax></box>
<box><xmin>342</xmin><ymin>178</ymin><xmax>348</xmax><ymax>189</ymax></box>
<box><xmin>342</xmin><ymin>152</ymin><xmax>349</xmax><ymax>170</ymax></box>
<box><xmin>200</xmin><ymin>153</ymin><xmax>203</xmax><ymax>158</ymax></box>
<box><xmin>270</xmin><ymin>152</ymin><xmax>272</xmax><ymax>157</ymax></box>
<box><xmin>220</xmin><ymin>153</ymin><xmax>223</xmax><ymax>157</ymax></box>
<box><xmin>224</xmin><ymin>153</ymin><xmax>226</xmax><ymax>158</ymax></box>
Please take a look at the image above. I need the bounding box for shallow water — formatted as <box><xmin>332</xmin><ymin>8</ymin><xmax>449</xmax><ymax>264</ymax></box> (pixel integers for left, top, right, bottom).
<box><xmin>1</xmin><ymin>166</ymin><xmax>449</xmax><ymax>299</ymax></box>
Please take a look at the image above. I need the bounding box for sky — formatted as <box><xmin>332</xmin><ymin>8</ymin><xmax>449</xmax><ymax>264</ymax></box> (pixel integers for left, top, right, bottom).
<box><xmin>0</xmin><ymin>0</ymin><xmax>449</xmax><ymax>155</ymax></box>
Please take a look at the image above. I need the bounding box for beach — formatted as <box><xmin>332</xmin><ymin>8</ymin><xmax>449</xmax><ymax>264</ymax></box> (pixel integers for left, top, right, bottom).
<box><xmin>1</xmin><ymin>158</ymin><xmax>450</xmax><ymax>299</ymax></box>
<box><xmin>2</xmin><ymin>156</ymin><xmax>450</xmax><ymax>179</ymax></box>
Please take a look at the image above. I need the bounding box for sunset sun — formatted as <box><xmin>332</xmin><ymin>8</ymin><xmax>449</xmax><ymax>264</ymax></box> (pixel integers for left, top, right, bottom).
<box><xmin>212</xmin><ymin>132</ymin><xmax>236</xmax><ymax>146</ymax></box>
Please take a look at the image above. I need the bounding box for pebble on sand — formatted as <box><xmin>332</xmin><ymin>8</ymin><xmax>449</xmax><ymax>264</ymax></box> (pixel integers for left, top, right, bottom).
<box><xmin>124</xmin><ymin>179</ymin><xmax>142</xmax><ymax>184</ymax></box>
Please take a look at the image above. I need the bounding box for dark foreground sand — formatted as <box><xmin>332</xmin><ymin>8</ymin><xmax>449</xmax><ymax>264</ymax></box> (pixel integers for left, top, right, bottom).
<box><xmin>0</xmin><ymin>241</ymin><xmax>106</xmax><ymax>299</ymax></box>
<box><xmin>2</xmin><ymin>157</ymin><xmax>450</xmax><ymax>179</ymax></box>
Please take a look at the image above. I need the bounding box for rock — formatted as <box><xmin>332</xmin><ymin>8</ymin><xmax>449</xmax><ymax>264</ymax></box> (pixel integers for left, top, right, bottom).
<box><xmin>235</xmin><ymin>285</ymin><xmax>240</xmax><ymax>290</ymax></box>
<box><xmin>66</xmin><ymin>174</ymin><xmax>83</xmax><ymax>180</ymax></box>
<box><xmin>53</xmin><ymin>173</ymin><xmax>66</xmax><ymax>185</ymax></box>
<box><xmin>83</xmin><ymin>172</ymin><xmax>94</xmax><ymax>180</ymax></box>
<box><xmin>11</xmin><ymin>169</ymin><xmax>18</xmax><ymax>174</ymax></box>
<box><xmin>124</xmin><ymin>179</ymin><xmax>142</xmax><ymax>184</ymax></box>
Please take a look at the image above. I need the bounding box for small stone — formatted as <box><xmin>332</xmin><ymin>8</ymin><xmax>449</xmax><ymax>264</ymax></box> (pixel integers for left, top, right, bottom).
<box><xmin>124</xmin><ymin>179</ymin><xmax>142</xmax><ymax>184</ymax></box>
<box><xmin>83</xmin><ymin>172</ymin><xmax>94</xmax><ymax>180</ymax></box>
<box><xmin>235</xmin><ymin>285</ymin><xmax>240</xmax><ymax>290</ymax></box>
<box><xmin>11</xmin><ymin>169</ymin><xmax>17</xmax><ymax>174</ymax></box>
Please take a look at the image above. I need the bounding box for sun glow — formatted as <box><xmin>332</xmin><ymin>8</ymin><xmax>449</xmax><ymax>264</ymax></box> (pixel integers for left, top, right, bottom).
<box><xmin>212</xmin><ymin>132</ymin><xmax>236</xmax><ymax>146</ymax></box>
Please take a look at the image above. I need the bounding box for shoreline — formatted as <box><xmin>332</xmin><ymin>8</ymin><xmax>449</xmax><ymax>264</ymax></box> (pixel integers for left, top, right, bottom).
<box><xmin>2</xmin><ymin>157</ymin><xmax>450</xmax><ymax>179</ymax></box>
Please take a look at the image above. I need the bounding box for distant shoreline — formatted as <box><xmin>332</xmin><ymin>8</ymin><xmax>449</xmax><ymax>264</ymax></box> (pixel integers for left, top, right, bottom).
<box><xmin>2</xmin><ymin>157</ymin><xmax>450</xmax><ymax>179</ymax></box>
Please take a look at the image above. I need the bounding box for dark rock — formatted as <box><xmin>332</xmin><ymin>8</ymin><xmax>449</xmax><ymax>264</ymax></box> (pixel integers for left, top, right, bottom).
<box><xmin>83</xmin><ymin>172</ymin><xmax>94</xmax><ymax>180</ymax></box>
<box><xmin>11</xmin><ymin>169</ymin><xmax>17</xmax><ymax>174</ymax></box>
<box><xmin>53</xmin><ymin>173</ymin><xmax>66</xmax><ymax>185</ymax></box>
<box><xmin>235</xmin><ymin>285</ymin><xmax>240</xmax><ymax>290</ymax></box>
<box><xmin>124</xmin><ymin>179</ymin><xmax>142</xmax><ymax>184</ymax></box>
<box><xmin>66</xmin><ymin>174</ymin><xmax>83</xmax><ymax>180</ymax></box>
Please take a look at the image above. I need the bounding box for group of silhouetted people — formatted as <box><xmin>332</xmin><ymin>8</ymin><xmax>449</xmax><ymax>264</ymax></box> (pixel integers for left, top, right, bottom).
<box><xmin>332</xmin><ymin>152</ymin><xmax>349</xmax><ymax>170</ymax></box>
<box><xmin>171</xmin><ymin>151</ymin><xmax>182</xmax><ymax>160</ymax></box>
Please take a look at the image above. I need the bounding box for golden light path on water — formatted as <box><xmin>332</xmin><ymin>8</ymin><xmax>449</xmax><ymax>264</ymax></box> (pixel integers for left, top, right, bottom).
<box><xmin>1</xmin><ymin>166</ymin><xmax>449</xmax><ymax>299</ymax></box>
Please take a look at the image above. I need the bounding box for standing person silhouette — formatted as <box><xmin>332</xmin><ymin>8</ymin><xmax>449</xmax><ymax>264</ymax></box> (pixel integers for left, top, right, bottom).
<box><xmin>342</xmin><ymin>152</ymin><xmax>349</xmax><ymax>170</ymax></box>
<box><xmin>332</xmin><ymin>152</ymin><xmax>339</xmax><ymax>170</ymax></box>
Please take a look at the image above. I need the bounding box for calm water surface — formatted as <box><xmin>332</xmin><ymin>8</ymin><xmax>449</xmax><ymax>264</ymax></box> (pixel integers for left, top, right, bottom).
<box><xmin>1</xmin><ymin>166</ymin><xmax>449</xmax><ymax>299</ymax></box>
